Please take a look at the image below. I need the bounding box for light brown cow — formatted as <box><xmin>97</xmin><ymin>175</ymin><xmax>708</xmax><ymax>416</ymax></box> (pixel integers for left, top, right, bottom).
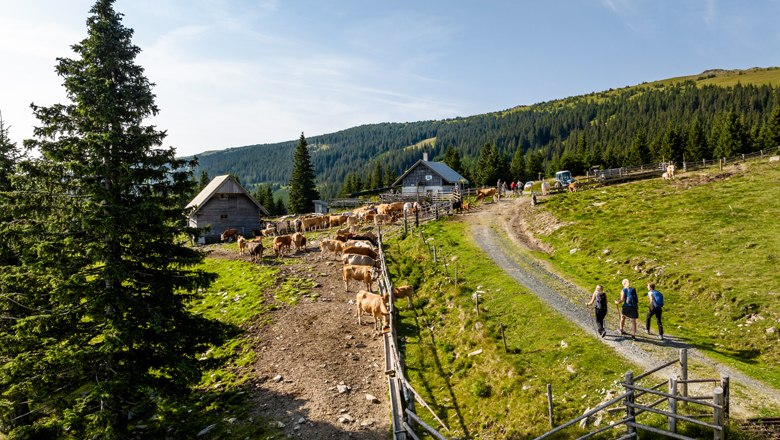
<box><xmin>567</xmin><ymin>181</ymin><xmax>579</xmax><ymax>192</ymax></box>
<box><xmin>393</xmin><ymin>285</ymin><xmax>415</xmax><ymax>307</ymax></box>
<box><xmin>475</xmin><ymin>188</ymin><xmax>497</xmax><ymax>202</ymax></box>
<box><xmin>329</xmin><ymin>214</ymin><xmax>347</xmax><ymax>228</ymax></box>
<box><xmin>341</xmin><ymin>245</ymin><xmax>377</xmax><ymax>260</ymax></box>
<box><xmin>319</xmin><ymin>239</ymin><xmax>344</xmax><ymax>260</ymax></box>
<box><xmin>300</xmin><ymin>216</ymin><xmax>321</xmax><ymax>232</ymax></box>
<box><xmin>373</xmin><ymin>213</ymin><xmax>391</xmax><ymax>225</ymax></box>
<box><xmin>291</xmin><ymin>232</ymin><xmax>307</xmax><ymax>252</ymax></box>
<box><xmin>343</xmin><ymin>264</ymin><xmax>374</xmax><ymax>292</ymax></box>
<box><xmin>272</xmin><ymin>235</ymin><xmax>293</xmax><ymax>257</ymax></box>
<box><xmin>237</xmin><ymin>235</ymin><xmax>247</xmax><ymax>255</ymax></box>
<box><xmin>355</xmin><ymin>290</ymin><xmax>388</xmax><ymax>330</ymax></box>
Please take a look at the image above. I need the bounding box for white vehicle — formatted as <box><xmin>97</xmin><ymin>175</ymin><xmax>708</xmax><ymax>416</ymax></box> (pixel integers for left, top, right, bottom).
<box><xmin>523</xmin><ymin>181</ymin><xmax>534</xmax><ymax>191</ymax></box>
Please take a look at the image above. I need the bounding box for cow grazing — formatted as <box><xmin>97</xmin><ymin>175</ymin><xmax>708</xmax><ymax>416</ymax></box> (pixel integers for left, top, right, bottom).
<box><xmin>247</xmin><ymin>241</ymin><xmax>263</xmax><ymax>263</ymax></box>
<box><xmin>341</xmin><ymin>253</ymin><xmax>377</xmax><ymax>267</ymax></box>
<box><xmin>237</xmin><ymin>235</ymin><xmax>247</xmax><ymax>256</ymax></box>
<box><xmin>319</xmin><ymin>239</ymin><xmax>344</xmax><ymax>260</ymax></box>
<box><xmin>291</xmin><ymin>232</ymin><xmax>307</xmax><ymax>252</ymax></box>
<box><xmin>220</xmin><ymin>228</ymin><xmax>240</xmax><ymax>242</ymax></box>
<box><xmin>393</xmin><ymin>285</ymin><xmax>415</xmax><ymax>307</ymax></box>
<box><xmin>341</xmin><ymin>245</ymin><xmax>377</xmax><ymax>260</ymax></box>
<box><xmin>272</xmin><ymin>235</ymin><xmax>293</xmax><ymax>257</ymax></box>
<box><xmin>355</xmin><ymin>290</ymin><xmax>389</xmax><ymax>330</ymax></box>
<box><xmin>343</xmin><ymin>264</ymin><xmax>374</xmax><ymax>292</ymax></box>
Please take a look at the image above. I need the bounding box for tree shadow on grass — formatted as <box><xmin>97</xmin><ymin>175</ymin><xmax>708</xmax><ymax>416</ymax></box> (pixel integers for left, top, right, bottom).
<box><xmin>400</xmin><ymin>305</ymin><xmax>471</xmax><ymax>438</ymax></box>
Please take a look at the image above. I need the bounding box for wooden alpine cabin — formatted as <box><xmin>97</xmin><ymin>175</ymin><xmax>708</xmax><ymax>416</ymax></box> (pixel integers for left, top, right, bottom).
<box><xmin>185</xmin><ymin>175</ymin><xmax>268</xmax><ymax>244</ymax></box>
<box><xmin>392</xmin><ymin>152</ymin><xmax>468</xmax><ymax>196</ymax></box>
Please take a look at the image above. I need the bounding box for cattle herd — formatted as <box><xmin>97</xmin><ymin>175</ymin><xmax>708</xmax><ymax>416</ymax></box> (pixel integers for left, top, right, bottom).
<box><xmin>218</xmin><ymin>202</ymin><xmax>417</xmax><ymax>332</ymax></box>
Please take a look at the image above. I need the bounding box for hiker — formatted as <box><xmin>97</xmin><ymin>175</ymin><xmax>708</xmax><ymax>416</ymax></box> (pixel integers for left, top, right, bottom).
<box><xmin>586</xmin><ymin>284</ymin><xmax>608</xmax><ymax>337</ymax></box>
<box><xmin>615</xmin><ymin>279</ymin><xmax>638</xmax><ymax>339</ymax></box>
<box><xmin>645</xmin><ymin>282</ymin><xmax>665</xmax><ymax>340</ymax></box>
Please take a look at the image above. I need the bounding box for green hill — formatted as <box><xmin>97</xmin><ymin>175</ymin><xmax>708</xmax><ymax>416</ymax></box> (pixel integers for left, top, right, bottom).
<box><xmin>194</xmin><ymin>67</ymin><xmax>780</xmax><ymax>199</ymax></box>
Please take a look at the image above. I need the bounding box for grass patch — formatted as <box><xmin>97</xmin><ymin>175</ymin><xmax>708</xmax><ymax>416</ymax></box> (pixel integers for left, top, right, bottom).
<box><xmin>387</xmin><ymin>222</ymin><xmax>662</xmax><ymax>438</ymax></box>
<box><xmin>532</xmin><ymin>160</ymin><xmax>780</xmax><ymax>388</ymax></box>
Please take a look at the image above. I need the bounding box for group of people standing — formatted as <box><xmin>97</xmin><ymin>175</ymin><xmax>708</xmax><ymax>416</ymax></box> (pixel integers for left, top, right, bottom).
<box><xmin>586</xmin><ymin>279</ymin><xmax>665</xmax><ymax>341</ymax></box>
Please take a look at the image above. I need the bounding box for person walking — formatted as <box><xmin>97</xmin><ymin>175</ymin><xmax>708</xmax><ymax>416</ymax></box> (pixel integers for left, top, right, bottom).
<box><xmin>645</xmin><ymin>283</ymin><xmax>665</xmax><ymax>340</ymax></box>
<box><xmin>615</xmin><ymin>279</ymin><xmax>638</xmax><ymax>339</ymax></box>
<box><xmin>586</xmin><ymin>284</ymin><xmax>608</xmax><ymax>337</ymax></box>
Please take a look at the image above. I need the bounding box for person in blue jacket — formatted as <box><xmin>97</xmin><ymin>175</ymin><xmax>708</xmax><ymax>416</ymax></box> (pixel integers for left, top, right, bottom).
<box><xmin>645</xmin><ymin>283</ymin><xmax>665</xmax><ymax>340</ymax></box>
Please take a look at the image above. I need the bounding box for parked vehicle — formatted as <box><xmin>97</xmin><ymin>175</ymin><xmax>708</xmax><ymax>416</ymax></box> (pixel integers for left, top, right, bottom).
<box><xmin>555</xmin><ymin>170</ymin><xmax>575</xmax><ymax>187</ymax></box>
<box><xmin>523</xmin><ymin>181</ymin><xmax>534</xmax><ymax>191</ymax></box>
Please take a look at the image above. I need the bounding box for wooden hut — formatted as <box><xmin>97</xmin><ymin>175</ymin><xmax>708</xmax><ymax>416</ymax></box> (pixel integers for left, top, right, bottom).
<box><xmin>392</xmin><ymin>152</ymin><xmax>468</xmax><ymax>196</ymax></box>
<box><xmin>185</xmin><ymin>175</ymin><xmax>268</xmax><ymax>244</ymax></box>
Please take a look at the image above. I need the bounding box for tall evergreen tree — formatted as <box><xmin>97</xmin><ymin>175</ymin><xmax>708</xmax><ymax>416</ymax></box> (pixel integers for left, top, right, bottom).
<box><xmin>443</xmin><ymin>146</ymin><xmax>465</xmax><ymax>176</ymax></box>
<box><xmin>762</xmin><ymin>106</ymin><xmax>780</xmax><ymax>149</ymax></box>
<box><xmin>509</xmin><ymin>146</ymin><xmax>526</xmax><ymax>181</ymax></box>
<box><xmin>370</xmin><ymin>161</ymin><xmax>383</xmax><ymax>190</ymax></box>
<box><xmin>713</xmin><ymin>111</ymin><xmax>748</xmax><ymax>158</ymax></box>
<box><xmin>626</xmin><ymin>130</ymin><xmax>650</xmax><ymax>166</ymax></box>
<box><xmin>525</xmin><ymin>150</ymin><xmax>545</xmax><ymax>181</ymax></box>
<box><xmin>0</xmin><ymin>113</ymin><xmax>21</xmax><ymax>191</ymax></box>
<box><xmin>685</xmin><ymin>119</ymin><xmax>707</xmax><ymax>162</ymax></box>
<box><xmin>0</xmin><ymin>1</ymin><xmax>222</xmax><ymax>437</ymax></box>
<box><xmin>288</xmin><ymin>132</ymin><xmax>319</xmax><ymax>213</ymax></box>
<box><xmin>475</xmin><ymin>143</ymin><xmax>501</xmax><ymax>186</ymax></box>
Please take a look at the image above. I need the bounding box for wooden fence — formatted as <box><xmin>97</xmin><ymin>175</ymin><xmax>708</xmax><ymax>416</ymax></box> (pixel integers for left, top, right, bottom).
<box><xmin>376</xmin><ymin>226</ymin><xmax>450</xmax><ymax>440</ymax></box>
<box><xmin>535</xmin><ymin>348</ymin><xmax>730</xmax><ymax>440</ymax></box>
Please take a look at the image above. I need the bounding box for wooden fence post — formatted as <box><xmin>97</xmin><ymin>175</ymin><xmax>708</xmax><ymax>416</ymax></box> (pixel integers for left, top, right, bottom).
<box><xmin>625</xmin><ymin>371</ymin><xmax>636</xmax><ymax>435</ymax></box>
<box><xmin>403</xmin><ymin>210</ymin><xmax>408</xmax><ymax>234</ymax></box>
<box><xmin>433</xmin><ymin>245</ymin><xmax>437</xmax><ymax>263</ymax></box>
<box><xmin>546</xmin><ymin>384</ymin><xmax>554</xmax><ymax>428</ymax></box>
<box><xmin>713</xmin><ymin>387</ymin><xmax>724</xmax><ymax>440</ymax></box>
<box><xmin>720</xmin><ymin>374</ymin><xmax>730</xmax><ymax>419</ymax></box>
<box><xmin>415</xmin><ymin>210</ymin><xmax>419</xmax><ymax>228</ymax></box>
<box><xmin>680</xmin><ymin>349</ymin><xmax>689</xmax><ymax>400</ymax></box>
<box><xmin>668</xmin><ymin>375</ymin><xmax>678</xmax><ymax>433</ymax></box>
<box><xmin>474</xmin><ymin>292</ymin><xmax>480</xmax><ymax>317</ymax></box>
<box><xmin>500</xmin><ymin>323</ymin><xmax>508</xmax><ymax>352</ymax></box>
<box><xmin>454</xmin><ymin>262</ymin><xmax>458</xmax><ymax>285</ymax></box>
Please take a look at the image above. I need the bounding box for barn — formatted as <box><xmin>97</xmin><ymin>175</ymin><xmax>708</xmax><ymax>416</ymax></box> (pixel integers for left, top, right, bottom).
<box><xmin>392</xmin><ymin>153</ymin><xmax>468</xmax><ymax>196</ymax></box>
<box><xmin>185</xmin><ymin>175</ymin><xmax>269</xmax><ymax>244</ymax></box>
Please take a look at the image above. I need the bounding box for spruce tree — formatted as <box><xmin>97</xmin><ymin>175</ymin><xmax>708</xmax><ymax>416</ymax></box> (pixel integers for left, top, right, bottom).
<box><xmin>509</xmin><ymin>146</ymin><xmax>526</xmax><ymax>181</ymax></box>
<box><xmin>685</xmin><ymin>119</ymin><xmax>707</xmax><ymax>162</ymax></box>
<box><xmin>288</xmin><ymin>132</ymin><xmax>319</xmax><ymax>213</ymax></box>
<box><xmin>443</xmin><ymin>146</ymin><xmax>465</xmax><ymax>176</ymax></box>
<box><xmin>1</xmin><ymin>1</ymin><xmax>222</xmax><ymax>437</ymax></box>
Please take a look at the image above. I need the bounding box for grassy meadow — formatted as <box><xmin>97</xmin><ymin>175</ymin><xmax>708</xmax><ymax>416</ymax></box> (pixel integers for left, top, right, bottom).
<box><xmin>532</xmin><ymin>160</ymin><xmax>780</xmax><ymax>388</ymax></box>
<box><xmin>386</xmin><ymin>222</ymin><xmax>697</xmax><ymax>438</ymax></box>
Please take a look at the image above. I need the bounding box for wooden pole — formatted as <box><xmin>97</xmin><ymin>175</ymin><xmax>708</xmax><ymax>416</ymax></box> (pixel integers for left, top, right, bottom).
<box><xmin>720</xmin><ymin>374</ymin><xmax>730</xmax><ymax>419</ymax></box>
<box><xmin>546</xmin><ymin>384</ymin><xmax>554</xmax><ymax>428</ymax></box>
<box><xmin>668</xmin><ymin>375</ymin><xmax>678</xmax><ymax>433</ymax></box>
<box><xmin>713</xmin><ymin>387</ymin><xmax>724</xmax><ymax>440</ymax></box>
<box><xmin>454</xmin><ymin>262</ymin><xmax>458</xmax><ymax>285</ymax></box>
<box><xmin>500</xmin><ymin>323</ymin><xmax>508</xmax><ymax>352</ymax></box>
<box><xmin>680</xmin><ymin>349</ymin><xmax>689</xmax><ymax>400</ymax></box>
<box><xmin>474</xmin><ymin>292</ymin><xmax>479</xmax><ymax>316</ymax></box>
<box><xmin>403</xmin><ymin>210</ymin><xmax>408</xmax><ymax>234</ymax></box>
<box><xmin>625</xmin><ymin>371</ymin><xmax>636</xmax><ymax>435</ymax></box>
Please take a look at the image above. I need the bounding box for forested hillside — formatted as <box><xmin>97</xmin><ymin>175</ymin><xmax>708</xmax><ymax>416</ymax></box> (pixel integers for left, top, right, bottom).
<box><xmin>194</xmin><ymin>67</ymin><xmax>780</xmax><ymax>199</ymax></box>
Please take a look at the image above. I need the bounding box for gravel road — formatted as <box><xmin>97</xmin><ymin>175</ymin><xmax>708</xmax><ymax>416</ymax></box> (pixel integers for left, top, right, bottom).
<box><xmin>466</xmin><ymin>197</ymin><xmax>780</xmax><ymax>417</ymax></box>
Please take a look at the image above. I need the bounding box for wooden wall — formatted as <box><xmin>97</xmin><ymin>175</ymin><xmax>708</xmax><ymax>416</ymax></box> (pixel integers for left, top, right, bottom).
<box><xmin>190</xmin><ymin>193</ymin><xmax>261</xmax><ymax>243</ymax></box>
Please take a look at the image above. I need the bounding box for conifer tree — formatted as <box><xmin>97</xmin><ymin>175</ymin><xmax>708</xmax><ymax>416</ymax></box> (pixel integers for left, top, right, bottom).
<box><xmin>288</xmin><ymin>132</ymin><xmax>319</xmax><ymax>213</ymax></box>
<box><xmin>1</xmin><ymin>1</ymin><xmax>222</xmax><ymax>437</ymax></box>
<box><xmin>475</xmin><ymin>143</ymin><xmax>501</xmax><ymax>186</ymax></box>
<box><xmin>525</xmin><ymin>150</ymin><xmax>545</xmax><ymax>181</ymax></box>
<box><xmin>443</xmin><ymin>146</ymin><xmax>465</xmax><ymax>176</ymax></box>
<box><xmin>685</xmin><ymin>119</ymin><xmax>708</xmax><ymax>162</ymax></box>
<box><xmin>713</xmin><ymin>111</ymin><xmax>748</xmax><ymax>159</ymax></box>
<box><xmin>509</xmin><ymin>146</ymin><xmax>526</xmax><ymax>181</ymax></box>
<box><xmin>626</xmin><ymin>130</ymin><xmax>650</xmax><ymax>165</ymax></box>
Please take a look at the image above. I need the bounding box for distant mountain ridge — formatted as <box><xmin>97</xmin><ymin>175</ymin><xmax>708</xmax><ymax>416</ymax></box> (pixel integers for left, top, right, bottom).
<box><xmin>193</xmin><ymin>67</ymin><xmax>780</xmax><ymax>199</ymax></box>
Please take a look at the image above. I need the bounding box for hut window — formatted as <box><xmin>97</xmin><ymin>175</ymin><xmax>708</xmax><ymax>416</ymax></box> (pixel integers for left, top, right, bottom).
<box><xmin>221</xmin><ymin>214</ymin><xmax>228</xmax><ymax>220</ymax></box>
<box><xmin>425</xmin><ymin>175</ymin><xmax>432</xmax><ymax>181</ymax></box>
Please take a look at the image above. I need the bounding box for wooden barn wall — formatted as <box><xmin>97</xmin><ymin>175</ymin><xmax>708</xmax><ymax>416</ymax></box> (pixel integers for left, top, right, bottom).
<box><xmin>190</xmin><ymin>193</ymin><xmax>261</xmax><ymax>243</ymax></box>
<box><xmin>401</xmin><ymin>164</ymin><xmax>444</xmax><ymax>187</ymax></box>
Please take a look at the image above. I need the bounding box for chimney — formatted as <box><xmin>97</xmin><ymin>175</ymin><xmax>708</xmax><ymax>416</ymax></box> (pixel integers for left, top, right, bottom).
<box><xmin>423</xmin><ymin>152</ymin><xmax>428</xmax><ymax>161</ymax></box>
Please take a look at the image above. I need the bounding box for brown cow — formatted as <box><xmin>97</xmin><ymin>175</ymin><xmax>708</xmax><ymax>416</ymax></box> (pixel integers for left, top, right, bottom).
<box><xmin>319</xmin><ymin>239</ymin><xmax>344</xmax><ymax>260</ymax></box>
<box><xmin>355</xmin><ymin>290</ymin><xmax>388</xmax><ymax>330</ymax></box>
<box><xmin>343</xmin><ymin>264</ymin><xmax>374</xmax><ymax>292</ymax></box>
<box><xmin>236</xmin><ymin>235</ymin><xmax>247</xmax><ymax>256</ymax></box>
<box><xmin>341</xmin><ymin>245</ymin><xmax>377</xmax><ymax>260</ymax></box>
<box><xmin>475</xmin><ymin>188</ymin><xmax>497</xmax><ymax>203</ymax></box>
<box><xmin>567</xmin><ymin>181</ymin><xmax>579</xmax><ymax>192</ymax></box>
<box><xmin>247</xmin><ymin>241</ymin><xmax>263</xmax><ymax>263</ymax></box>
<box><xmin>272</xmin><ymin>235</ymin><xmax>293</xmax><ymax>257</ymax></box>
<box><xmin>291</xmin><ymin>232</ymin><xmax>307</xmax><ymax>252</ymax></box>
<box><xmin>220</xmin><ymin>228</ymin><xmax>240</xmax><ymax>242</ymax></box>
<box><xmin>393</xmin><ymin>285</ymin><xmax>415</xmax><ymax>307</ymax></box>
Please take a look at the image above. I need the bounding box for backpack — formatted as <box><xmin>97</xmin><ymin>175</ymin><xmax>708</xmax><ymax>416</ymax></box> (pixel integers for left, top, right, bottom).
<box><xmin>624</xmin><ymin>287</ymin><xmax>638</xmax><ymax>307</ymax></box>
<box><xmin>595</xmin><ymin>292</ymin><xmax>607</xmax><ymax>310</ymax></box>
<box><xmin>651</xmin><ymin>290</ymin><xmax>664</xmax><ymax>308</ymax></box>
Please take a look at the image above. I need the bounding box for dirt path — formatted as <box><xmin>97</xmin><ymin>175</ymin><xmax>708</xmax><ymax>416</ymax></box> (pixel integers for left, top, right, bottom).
<box><xmin>218</xmin><ymin>245</ymin><xmax>391</xmax><ymax>439</ymax></box>
<box><xmin>465</xmin><ymin>196</ymin><xmax>780</xmax><ymax>418</ymax></box>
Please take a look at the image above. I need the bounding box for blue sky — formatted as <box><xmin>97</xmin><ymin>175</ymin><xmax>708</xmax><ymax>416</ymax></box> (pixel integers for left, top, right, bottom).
<box><xmin>1</xmin><ymin>1</ymin><xmax>778</xmax><ymax>157</ymax></box>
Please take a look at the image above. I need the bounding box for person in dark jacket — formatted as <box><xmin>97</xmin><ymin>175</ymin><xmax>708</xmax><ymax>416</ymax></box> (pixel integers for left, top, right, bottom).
<box><xmin>587</xmin><ymin>284</ymin><xmax>608</xmax><ymax>337</ymax></box>
<box><xmin>615</xmin><ymin>278</ymin><xmax>638</xmax><ymax>339</ymax></box>
<box><xmin>645</xmin><ymin>283</ymin><xmax>665</xmax><ymax>340</ymax></box>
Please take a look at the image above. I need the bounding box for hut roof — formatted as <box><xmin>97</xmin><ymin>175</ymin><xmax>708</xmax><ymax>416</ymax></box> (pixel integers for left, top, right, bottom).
<box><xmin>392</xmin><ymin>160</ymin><xmax>467</xmax><ymax>187</ymax></box>
<box><xmin>186</xmin><ymin>175</ymin><xmax>269</xmax><ymax>216</ymax></box>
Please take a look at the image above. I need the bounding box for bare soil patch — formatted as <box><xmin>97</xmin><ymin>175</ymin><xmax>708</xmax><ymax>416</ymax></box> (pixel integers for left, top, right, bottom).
<box><xmin>212</xmin><ymin>243</ymin><xmax>391</xmax><ymax>439</ymax></box>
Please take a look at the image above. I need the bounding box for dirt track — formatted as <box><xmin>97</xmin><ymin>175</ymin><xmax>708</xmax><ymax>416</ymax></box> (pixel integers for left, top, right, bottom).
<box><xmin>467</xmin><ymin>196</ymin><xmax>780</xmax><ymax>418</ymax></box>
